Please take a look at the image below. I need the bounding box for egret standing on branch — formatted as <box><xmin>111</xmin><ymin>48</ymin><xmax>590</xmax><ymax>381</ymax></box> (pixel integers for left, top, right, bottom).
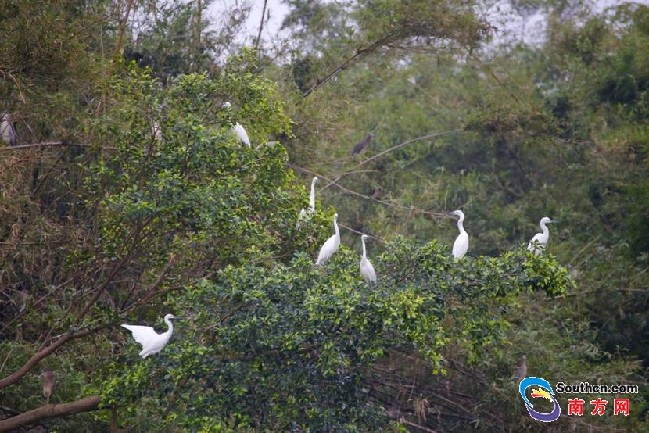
<box><xmin>350</xmin><ymin>133</ymin><xmax>374</xmax><ymax>156</ymax></box>
<box><xmin>449</xmin><ymin>210</ymin><xmax>468</xmax><ymax>259</ymax></box>
<box><xmin>297</xmin><ymin>176</ymin><xmax>318</xmax><ymax>229</ymax></box>
<box><xmin>121</xmin><ymin>314</ymin><xmax>176</xmax><ymax>359</ymax></box>
<box><xmin>1</xmin><ymin>113</ymin><xmax>17</xmax><ymax>146</ymax></box>
<box><xmin>316</xmin><ymin>213</ymin><xmax>340</xmax><ymax>266</ymax></box>
<box><xmin>528</xmin><ymin>217</ymin><xmax>557</xmax><ymax>255</ymax></box>
<box><xmin>359</xmin><ymin>234</ymin><xmax>377</xmax><ymax>286</ymax></box>
<box><xmin>222</xmin><ymin>101</ymin><xmax>251</xmax><ymax>147</ymax></box>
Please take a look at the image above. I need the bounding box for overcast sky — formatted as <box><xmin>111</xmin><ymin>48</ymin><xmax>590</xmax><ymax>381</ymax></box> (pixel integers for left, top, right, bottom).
<box><xmin>210</xmin><ymin>0</ymin><xmax>649</xmax><ymax>48</ymax></box>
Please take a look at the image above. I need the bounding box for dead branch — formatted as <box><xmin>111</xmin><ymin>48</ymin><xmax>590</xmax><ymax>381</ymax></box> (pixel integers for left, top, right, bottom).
<box><xmin>0</xmin><ymin>396</ymin><xmax>101</xmax><ymax>432</ymax></box>
<box><xmin>0</xmin><ymin>327</ymin><xmax>101</xmax><ymax>390</ymax></box>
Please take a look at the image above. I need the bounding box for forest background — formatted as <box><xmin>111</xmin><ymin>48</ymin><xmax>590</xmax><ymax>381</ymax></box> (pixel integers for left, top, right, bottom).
<box><xmin>0</xmin><ymin>0</ymin><xmax>648</xmax><ymax>432</ymax></box>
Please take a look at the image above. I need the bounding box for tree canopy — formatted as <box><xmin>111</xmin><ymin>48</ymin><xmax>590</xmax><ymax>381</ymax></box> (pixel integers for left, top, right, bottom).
<box><xmin>1</xmin><ymin>1</ymin><xmax>647</xmax><ymax>432</ymax></box>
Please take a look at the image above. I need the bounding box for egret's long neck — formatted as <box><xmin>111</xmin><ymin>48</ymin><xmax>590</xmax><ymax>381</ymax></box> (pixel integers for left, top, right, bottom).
<box><xmin>309</xmin><ymin>180</ymin><xmax>316</xmax><ymax>209</ymax></box>
<box><xmin>361</xmin><ymin>237</ymin><xmax>367</xmax><ymax>259</ymax></box>
<box><xmin>334</xmin><ymin>219</ymin><xmax>339</xmax><ymax>238</ymax></box>
<box><xmin>164</xmin><ymin>317</ymin><xmax>174</xmax><ymax>337</ymax></box>
<box><xmin>457</xmin><ymin>217</ymin><xmax>465</xmax><ymax>234</ymax></box>
<box><xmin>540</xmin><ymin>221</ymin><xmax>549</xmax><ymax>235</ymax></box>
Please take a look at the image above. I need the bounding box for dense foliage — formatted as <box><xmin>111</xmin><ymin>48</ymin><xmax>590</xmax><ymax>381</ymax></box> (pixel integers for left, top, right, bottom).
<box><xmin>1</xmin><ymin>1</ymin><xmax>647</xmax><ymax>432</ymax></box>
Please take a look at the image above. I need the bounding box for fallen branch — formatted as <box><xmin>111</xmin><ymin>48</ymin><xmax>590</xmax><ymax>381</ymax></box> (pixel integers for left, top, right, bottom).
<box><xmin>0</xmin><ymin>396</ymin><xmax>101</xmax><ymax>432</ymax></box>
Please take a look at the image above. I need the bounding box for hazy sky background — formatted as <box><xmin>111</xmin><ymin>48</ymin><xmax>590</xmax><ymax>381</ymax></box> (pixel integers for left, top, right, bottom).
<box><xmin>210</xmin><ymin>0</ymin><xmax>649</xmax><ymax>48</ymax></box>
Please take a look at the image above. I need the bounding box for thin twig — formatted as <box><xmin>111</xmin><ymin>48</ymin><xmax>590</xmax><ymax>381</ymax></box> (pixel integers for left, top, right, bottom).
<box><xmin>303</xmin><ymin>35</ymin><xmax>393</xmax><ymax>98</ymax></box>
<box><xmin>322</xmin><ymin>130</ymin><xmax>465</xmax><ymax>190</ymax></box>
<box><xmin>289</xmin><ymin>164</ymin><xmax>445</xmax><ymax>219</ymax></box>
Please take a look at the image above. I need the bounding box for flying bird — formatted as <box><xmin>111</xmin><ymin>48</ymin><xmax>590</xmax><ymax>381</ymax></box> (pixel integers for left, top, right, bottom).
<box><xmin>316</xmin><ymin>213</ymin><xmax>340</xmax><ymax>266</ymax></box>
<box><xmin>40</xmin><ymin>369</ymin><xmax>56</xmax><ymax>404</ymax></box>
<box><xmin>359</xmin><ymin>234</ymin><xmax>377</xmax><ymax>285</ymax></box>
<box><xmin>449</xmin><ymin>210</ymin><xmax>468</xmax><ymax>259</ymax></box>
<box><xmin>350</xmin><ymin>133</ymin><xmax>374</xmax><ymax>156</ymax></box>
<box><xmin>297</xmin><ymin>177</ymin><xmax>318</xmax><ymax>229</ymax></box>
<box><xmin>121</xmin><ymin>314</ymin><xmax>176</xmax><ymax>359</ymax></box>
<box><xmin>1</xmin><ymin>113</ymin><xmax>17</xmax><ymax>146</ymax></box>
<box><xmin>528</xmin><ymin>217</ymin><xmax>557</xmax><ymax>255</ymax></box>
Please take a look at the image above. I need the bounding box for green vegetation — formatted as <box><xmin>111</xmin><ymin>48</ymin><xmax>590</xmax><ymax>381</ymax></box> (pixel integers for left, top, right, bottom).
<box><xmin>1</xmin><ymin>1</ymin><xmax>647</xmax><ymax>432</ymax></box>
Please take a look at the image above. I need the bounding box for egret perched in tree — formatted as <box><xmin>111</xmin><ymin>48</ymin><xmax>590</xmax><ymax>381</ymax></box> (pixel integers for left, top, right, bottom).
<box><xmin>359</xmin><ymin>234</ymin><xmax>377</xmax><ymax>285</ymax></box>
<box><xmin>40</xmin><ymin>369</ymin><xmax>55</xmax><ymax>404</ymax></box>
<box><xmin>1</xmin><ymin>113</ymin><xmax>17</xmax><ymax>146</ymax></box>
<box><xmin>121</xmin><ymin>314</ymin><xmax>176</xmax><ymax>358</ymax></box>
<box><xmin>528</xmin><ymin>217</ymin><xmax>557</xmax><ymax>255</ymax></box>
<box><xmin>449</xmin><ymin>210</ymin><xmax>468</xmax><ymax>259</ymax></box>
<box><xmin>297</xmin><ymin>176</ymin><xmax>318</xmax><ymax>229</ymax></box>
<box><xmin>316</xmin><ymin>213</ymin><xmax>340</xmax><ymax>266</ymax></box>
<box><xmin>350</xmin><ymin>133</ymin><xmax>374</xmax><ymax>156</ymax></box>
<box><xmin>222</xmin><ymin>101</ymin><xmax>251</xmax><ymax>147</ymax></box>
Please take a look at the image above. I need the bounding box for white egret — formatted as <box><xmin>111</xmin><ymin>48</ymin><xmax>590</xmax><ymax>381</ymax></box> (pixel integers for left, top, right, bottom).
<box><xmin>450</xmin><ymin>210</ymin><xmax>468</xmax><ymax>259</ymax></box>
<box><xmin>297</xmin><ymin>177</ymin><xmax>318</xmax><ymax>228</ymax></box>
<box><xmin>359</xmin><ymin>234</ymin><xmax>377</xmax><ymax>285</ymax></box>
<box><xmin>121</xmin><ymin>313</ymin><xmax>176</xmax><ymax>359</ymax></box>
<box><xmin>528</xmin><ymin>216</ymin><xmax>557</xmax><ymax>255</ymax></box>
<box><xmin>232</xmin><ymin>122</ymin><xmax>251</xmax><ymax>147</ymax></box>
<box><xmin>222</xmin><ymin>101</ymin><xmax>251</xmax><ymax>147</ymax></box>
<box><xmin>1</xmin><ymin>113</ymin><xmax>17</xmax><ymax>146</ymax></box>
<box><xmin>316</xmin><ymin>213</ymin><xmax>340</xmax><ymax>266</ymax></box>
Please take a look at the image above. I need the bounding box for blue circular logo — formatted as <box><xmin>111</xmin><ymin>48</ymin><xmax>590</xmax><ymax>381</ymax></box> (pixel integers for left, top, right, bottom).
<box><xmin>518</xmin><ymin>377</ymin><xmax>561</xmax><ymax>422</ymax></box>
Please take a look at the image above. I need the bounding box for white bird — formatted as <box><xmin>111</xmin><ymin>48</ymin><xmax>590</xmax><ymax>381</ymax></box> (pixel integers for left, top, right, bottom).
<box><xmin>232</xmin><ymin>122</ymin><xmax>251</xmax><ymax>147</ymax></box>
<box><xmin>297</xmin><ymin>177</ymin><xmax>318</xmax><ymax>228</ymax></box>
<box><xmin>1</xmin><ymin>113</ymin><xmax>17</xmax><ymax>146</ymax></box>
<box><xmin>360</xmin><ymin>234</ymin><xmax>377</xmax><ymax>285</ymax></box>
<box><xmin>450</xmin><ymin>210</ymin><xmax>468</xmax><ymax>259</ymax></box>
<box><xmin>222</xmin><ymin>101</ymin><xmax>250</xmax><ymax>147</ymax></box>
<box><xmin>316</xmin><ymin>213</ymin><xmax>340</xmax><ymax>266</ymax></box>
<box><xmin>528</xmin><ymin>216</ymin><xmax>556</xmax><ymax>255</ymax></box>
<box><xmin>121</xmin><ymin>313</ymin><xmax>176</xmax><ymax>359</ymax></box>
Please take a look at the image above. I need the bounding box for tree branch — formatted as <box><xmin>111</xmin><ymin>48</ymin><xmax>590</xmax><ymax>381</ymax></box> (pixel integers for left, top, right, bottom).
<box><xmin>113</xmin><ymin>0</ymin><xmax>135</xmax><ymax>58</ymax></box>
<box><xmin>0</xmin><ymin>396</ymin><xmax>101</xmax><ymax>432</ymax></box>
<box><xmin>0</xmin><ymin>327</ymin><xmax>100</xmax><ymax>390</ymax></box>
<box><xmin>303</xmin><ymin>36</ymin><xmax>393</xmax><ymax>98</ymax></box>
<box><xmin>255</xmin><ymin>0</ymin><xmax>268</xmax><ymax>52</ymax></box>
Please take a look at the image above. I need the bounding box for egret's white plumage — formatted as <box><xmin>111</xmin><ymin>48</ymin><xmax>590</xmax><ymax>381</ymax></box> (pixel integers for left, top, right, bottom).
<box><xmin>450</xmin><ymin>210</ymin><xmax>468</xmax><ymax>259</ymax></box>
<box><xmin>360</xmin><ymin>234</ymin><xmax>377</xmax><ymax>285</ymax></box>
<box><xmin>528</xmin><ymin>217</ymin><xmax>556</xmax><ymax>255</ymax></box>
<box><xmin>121</xmin><ymin>313</ymin><xmax>176</xmax><ymax>359</ymax></box>
<box><xmin>222</xmin><ymin>101</ymin><xmax>251</xmax><ymax>147</ymax></box>
<box><xmin>1</xmin><ymin>113</ymin><xmax>17</xmax><ymax>146</ymax></box>
<box><xmin>316</xmin><ymin>213</ymin><xmax>340</xmax><ymax>266</ymax></box>
<box><xmin>233</xmin><ymin>122</ymin><xmax>251</xmax><ymax>147</ymax></box>
<box><xmin>297</xmin><ymin>177</ymin><xmax>318</xmax><ymax>228</ymax></box>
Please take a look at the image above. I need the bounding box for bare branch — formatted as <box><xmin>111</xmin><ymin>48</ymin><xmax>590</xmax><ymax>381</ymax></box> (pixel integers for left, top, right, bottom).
<box><xmin>303</xmin><ymin>36</ymin><xmax>393</xmax><ymax>98</ymax></box>
<box><xmin>288</xmin><ymin>164</ymin><xmax>445</xmax><ymax>219</ymax></box>
<box><xmin>255</xmin><ymin>0</ymin><xmax>269</xmax><ymax>52</ymax></box>
<box><xmin>0</xmin><ymin>327</ymin><xmax>102</xmax><ymax>390</ymax></box>
<box><xmin>0</xmin><ymin>396</ymin><xmax>101</xmax><ymax>432</ymax></box>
